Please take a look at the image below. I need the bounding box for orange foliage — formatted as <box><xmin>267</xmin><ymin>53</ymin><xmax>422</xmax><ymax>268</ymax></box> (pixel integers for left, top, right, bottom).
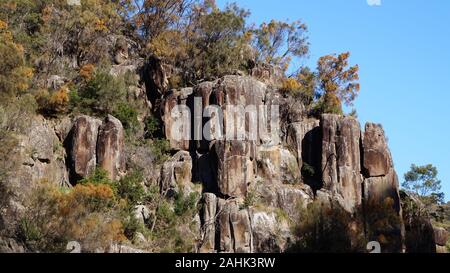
<box><xmin>79</xmin><ymin>64</ymin><xmax>96</xmax><ymax>80</ymax></box>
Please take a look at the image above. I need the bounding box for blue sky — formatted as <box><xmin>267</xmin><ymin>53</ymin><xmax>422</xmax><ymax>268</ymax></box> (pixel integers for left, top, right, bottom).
<box><xmin>217</xmin><ymin>0</ymin><xmax>450</xmax><ymax>201</ymax></box>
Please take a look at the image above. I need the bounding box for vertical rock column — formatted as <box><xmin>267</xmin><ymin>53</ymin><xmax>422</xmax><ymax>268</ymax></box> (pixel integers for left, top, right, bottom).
<box><xmin>321</xmin><ymin>114</ymin><xmax>362</xmax><ymax>212</ymax></box>
<box><xmin>361</xmin><ymin>123</ymin><xmax>404</xmax><ymax>252</ymax></box>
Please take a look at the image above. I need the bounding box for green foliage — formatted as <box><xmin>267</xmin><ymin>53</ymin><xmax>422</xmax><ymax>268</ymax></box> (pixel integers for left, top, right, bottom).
<box><xmin>150</xmin><ymin>139</ymin><xmax>170</xmax><ymax>163</ymax></box>
<box><xmin>403</xmin><ymin>164</ymin><xmax>444</xmax><ymax>205</ymax></box>
<box><xmin>0</xmin><ymin>20</ymin><xmax>33</xmax><ymax>100</ymax></box>
<box><xmin>174</xmin><ymin>191</ymin><xmax>200</xmax><ymax>216</ymax></box>
<box><xmin>243</xmin><ymin>190</ymin><xmax>259</xmax><ymax>209</ymax></box>
<box><xmin>113</xmin><ymin>102</ymin><xmax>139</xmax><ymax>133</ymax></box>
<box><xmin>301</xmin><ymin>163</ymin><xmax>315</xmax><ymax>178</ymax></box>
<box><xmin>144</xmin><ymin>115</ymin><xmax>161</xmax><ymax>138</ymax></box>
<box><xmin>17</xmin><ymin>180</ymin><xmax>126</xmax><ymax>252</ymax></box>
<box><xmin>185</xmin><ymin>3</ymin><xmax>251</xmax><ymax>81</ymax></box>
<box><xmin>79</xmin><ymin>167</ymin><xmax>112</xmax><ymax>186</ymax></box>
<box><xmin>72</xmin><ymin>69</ymin><xmax>127</xmax><ymax>115</ymax></box>
<box><xmin>116</xmin><ymin>171</ymin><xmax>145</xmax><ymax>207</ymax></box>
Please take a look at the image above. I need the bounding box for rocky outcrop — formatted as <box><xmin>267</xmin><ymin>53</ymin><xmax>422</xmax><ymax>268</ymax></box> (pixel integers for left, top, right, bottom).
<box><xmin>199</xmin><ymin>193</ymin><xmax>217</xmax><ymax>253</ymax></box>
<box><xmin>433</xmin><ymin>226</ymin><xmax>448</xmax><ymax>247</ymax></box>
<box><xmin>162</xmin><ymin>88</ymin><xmax>193</xmax><ymax>151</ymax></box>
<box><xmin>362</xmin><ymin>123</ymin><xmax>393</xmax><ymax>177</ymax></box>
<box><xmin>321</xmin><ymin>114</ymin><xmax>362</xmax><ymax>212</ymax></box>
<box><xmin>1</xmin><ymin>116</ymin><xmax>69</xmax><ymax>233</ymax></box>
<box><xmin>97</xmin><ymin>115</ymin><xmax>126</xmax><ymax>180</ymax></box>
<box><xmin>217</xmin><ymin>199</ymin><xmax>252</xmax><ymax>253</ymax></box>
<box><xmin>250</xmin><ymin>209</ymin><xmax>292</xmax><ymax>253</ymax></box>
<box><xmin>68</xmin><ymin>115</ymin><xmax>125</xmax><ymax>182</ymax></box>
<box><xmin>161</xmin><ymin>151</ymin><xmax>194</xmax><ymax>196</ymax></box>
<box><xmin>68</xmin><ymin>115</ymin><xmax>102</xmax><ymax>180</ymax></box>
<box><xmin>215</xmin><ymin>140</ymin><xmax>253</xmax><ymax>198</ymax></box>
<box><xmin>362</xmin><ymin>123</ymin><xmax>404</xmax><ymax>252</ymax></box>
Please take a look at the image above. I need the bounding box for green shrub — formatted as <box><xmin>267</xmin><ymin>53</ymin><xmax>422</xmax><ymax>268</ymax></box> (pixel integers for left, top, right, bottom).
<box><xmin>144</xmin><ymin>115</ymin><xmax>161</xmax><ymax>139</ymax></box>
<box><xmin>301</xmin><ymin>163</ymin><xmax>315</xmax><ymax>178</ymax></box>
<box><xmin>174</xmin><ymin>191</ymin><xmax>200</xmax><ymax>216</ymax></box>
<box><xmin>78</xmin><ymin>168</ymin><xmax>112</xmax><ymax>186</ymax></box>
<box><xmin>116</xmin><ymin>171</ymin><xmax>145</xmax><ymax>207</ymax></box>
<box><xmin>71</xmin><ymin>69</ymin><xmax>127</xmax><ymax>115</ymax></box>
<box><xmin>151</xmin><ymin>139</ymin><xmax>170</xmax><ymax>163</ymax></box>
<box><xmin>113</xmin><ymin>102</ymin><xmax>139</xmax><ymax>134</ymax></box>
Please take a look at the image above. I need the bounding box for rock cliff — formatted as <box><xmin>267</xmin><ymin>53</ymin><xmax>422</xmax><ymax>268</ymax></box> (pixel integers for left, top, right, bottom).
<box><xmin>0</xmin><ymin>64</ymin><xmax>440</xmax><ymax>254</ymax></box>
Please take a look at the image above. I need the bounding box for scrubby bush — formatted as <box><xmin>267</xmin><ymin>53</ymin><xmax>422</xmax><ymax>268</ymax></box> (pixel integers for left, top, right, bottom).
<box><xmin>72</xmin><ymin>69</ymin><xmax>127</xmax><ymax>115</ymax></box>
<box><xmin>290</xmin><ymin>200</ymin><xmax>364</xmax><ymax>253</ymax></box>
<box><xmin>35</xmin><ymin>87</ymin><xmax>70</xmax><ymax>116</ymax></box>
<box><xmin>150</xmin><ymin>139</ymin><xmax>170</xmax><ymax>163</ymax></box>
<box><xmin>116</xmin><ymin>171</ymin><xmax>145</xmax><ymax>207</ymax></box>
<box><xmin>113</xmin><ymin>102</ymin><xmax>139</xmax><ymax>134</ymax></box>
<box><xmin>144</xmin><ymin>115</ymin><xmax>161</xmax><ymax>139</ymax></box>
<box><xmin>17</xmin><ymin>180</ymin><xmax>126</xmax><ymax>252</ymax></box>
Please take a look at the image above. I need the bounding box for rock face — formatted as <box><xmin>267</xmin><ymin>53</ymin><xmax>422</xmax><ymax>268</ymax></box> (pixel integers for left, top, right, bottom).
<box><xmin>362</xmin><ymin>123</ymin><xmax>404</xmax><ymax>252</ymax></box>
<box><xmin>362</xmin><ymin>123</ymin><xmax>393</xmax><ymax>177</ymax></box>
<box><xmin>162</xmin><ymin>88</ymin><xmax>193</xmax><ymax>151</ymax></box>
<box><xmin>161</xmin><ymin>151</ymin><xmax>194</xmax><ymax>196</ymax></box>
<box><xmin>2</xmin><ymin>70</ymin><xmax>430</xmax><ymax>254</ymax></box>
<box><xmin>199</xmin><ymin>193</ymin><xmax>217</xmax><ymax>253</ymax></box>
<box><xmin>217</xmin><ymin>199</ymin><xmax>252</xmax><ymax>253</ymax></box>
<box><xmin>97</xmin><ymin>115</ymin><xmax>126</xmax><ymax>180</ymax></box>
<box><xmin>250</xmin><ymin>209</ymin><xmax>292</xmax><ymax>253</ymax></box>
<box><xmin>68</xmin><ymin>115</ymin><xmax>102</xmax><ymax>180</ymax></box>
<box><xmin>321</xmin><ymin>114</ymin><xmax>362</xmax><ymax>212</ymax></box>
<box><xmin>433</xmin><ymin>227</ymin><xmax>448</xmax><ymax>247</ymax></box>
<box><xmin>1</xmin><ymin>116</ymin><xmax>69</xmax><ymax>233</ymax></box>
<box><xmin>68</xmin><ymin>115</ymin><xmax>125</xmax><ymax>182</ymax></box>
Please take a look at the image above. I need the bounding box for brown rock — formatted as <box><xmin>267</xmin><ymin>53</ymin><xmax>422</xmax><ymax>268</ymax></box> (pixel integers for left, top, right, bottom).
<box><xmin>69</xmin><ymin>115</ymin><xmax>102</xmax><ymax>180</ymax></box>
<box><xmin>160</xmin><ymin>151</ymin><xmax>194</xmax><ymax>196</ymax></box>
<box><xmin>162</xmin><ymin>88</ymin><xmax>193</xmax><ymax>151</ymax></box>
<box><xmin>436</xmin><ymin>245</ymin><xmax>448</xmax><ymax>253</ymax></box>
<box><xmin>321</xmin><ymin>114</ymin><xmax>362</xmax><ymax>212</ymax></box>
<box><xmin>362</xmin><ymin>123</ymin><xmax>393</xmax><ymax>177</ymax></box>
<box><xmin>434</xmin><ymin>226</ymin><xmax>449</xmax><ymax>246</ymax></box>
<box><xmin>96</xmin><ymin>115</ymin><xmax>125</xmax><ymax>180</ymax></box>
<box><xmin>217</xmin><ymin>199</ymin><xmax>252</xmax><ymax>253</ymax></box>
<box><xmin>215</xmin><ymin>140</ymin><xmax>254</xmax><ymax>198</ymax></box>
<box><xmin>199</xmin><ymin>193</ymin><xmax>217</xmax><ymax>253</ymax></box>
<box><xmin>250</xmin><ymin>64</ymin><xmax>284</xmax><ymax>87</ymax></box>
<box><xmin>250</xmin><ymin>209</ymin><xmax>292</xmax><ymax>253</ymax></box>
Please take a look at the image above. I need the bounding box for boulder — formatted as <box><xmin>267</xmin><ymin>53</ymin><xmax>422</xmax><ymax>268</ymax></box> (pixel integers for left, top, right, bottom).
<box><xmin>250</xmin><ymin>64</ymin><xmax>284</xmax><ymax>87</ymax></box>
<box><xmin>321</xmin><ymin>114</ymin><xmax>362</xmax><ymax>212</ymax></box>
<box><xmin>69</xmin><ymin>115</ymin><xmax>102</xmax><ymax>180</ymax></box>
<box><xmin>134</xmin><ymin>205</ymin><xmax>151</xmax><ymax>224</ymax></box>
<box><xmin>276</xmin><ymin>184</ymin><xmax>313</xmax><ymax>219</ymax></box>
<box><xmin>96</xmin><ymin>115</ymin><xmax>125</xmax><ymax>180</ymax></box>
<box><xmin>436</xmin><ymin>245</ymin><xmax>448</xmax><ymax>253</ymax></box>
